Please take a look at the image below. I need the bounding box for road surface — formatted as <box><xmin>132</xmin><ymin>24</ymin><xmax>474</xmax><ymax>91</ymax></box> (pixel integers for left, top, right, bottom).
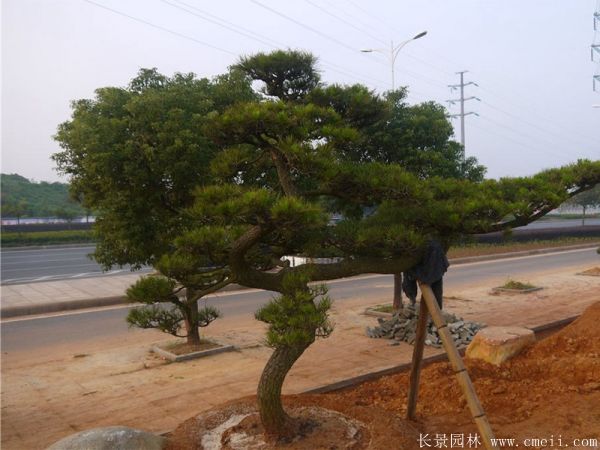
<box><xmin>0</xmin><ymin>245</ymin><xmax>151</xmax><ymax>285</ymax></box>
<box><xmin>2</xmin><ymin>218</ymin><xmax>598</xmax><ymax>285</ymax></box>
<box><xmin>2</xmin><ymin>247</ymin><xmax>597</xmax><ymax>353</ymax></box>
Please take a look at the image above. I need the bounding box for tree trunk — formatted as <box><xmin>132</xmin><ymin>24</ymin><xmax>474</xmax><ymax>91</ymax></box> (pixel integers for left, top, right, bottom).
<box><xmin>393</xmin><ymin>273</ymin><xmax>403</xmax><ymax>311</ymax></box>
<box><xmin>183</xmin><ymin>294</ymin><xmax>201</xmax><ymax>346</ymax></box>
<box><xmin>257</xmin><ymin>341</ymin><xmax>311</xmax><ymax>440</ymax></box>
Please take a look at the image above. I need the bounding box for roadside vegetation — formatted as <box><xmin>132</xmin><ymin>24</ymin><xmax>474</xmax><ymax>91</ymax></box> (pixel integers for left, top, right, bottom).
<box><xmin>1</xmin><ymin>230</ymin><xmax>94</xmax><ymax>247</ymax></box>
<box><xmin>3</xmin><ymin>229</ymin><xmax>596</xmax><ymax>255</ymax></box>
<box><xmin>498</xmin><ymin>279</ymin><xmax>537</xmax><ymax>290</ymax></box>
<box><xmin>1</xmin><ymin>173</ymin><xmax>89</xmax><ymax>221</ymax></box>
<box><xmin>447</xmin><ymin>237</ymin><xmax>600</xmax><ymax>258</ymax></box>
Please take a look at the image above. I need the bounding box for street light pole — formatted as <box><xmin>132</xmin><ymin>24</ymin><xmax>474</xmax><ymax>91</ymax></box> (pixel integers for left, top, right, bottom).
<box><xmin>362</xmin><ymin>31</ymin><xmax>427</xmax><ymax>90</ymax></box>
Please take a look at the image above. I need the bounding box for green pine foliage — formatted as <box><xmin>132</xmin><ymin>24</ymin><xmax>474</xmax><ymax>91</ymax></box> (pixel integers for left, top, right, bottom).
<box><xmin>255</xmin><ymin>273</ymin><xmax>333</xmax><ymax>347</ymax></box>
<box><xmin>52</xmin><ymin>51</ymin><xmax>600</xmax><ymax>437</ymax></box>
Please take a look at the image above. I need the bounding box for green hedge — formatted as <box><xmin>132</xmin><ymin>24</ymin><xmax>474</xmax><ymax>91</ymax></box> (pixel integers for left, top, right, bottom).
<box><xmin>1</xmin><ymin>230</ymin><xmax>95</xmax><ymax>247</ymax></box>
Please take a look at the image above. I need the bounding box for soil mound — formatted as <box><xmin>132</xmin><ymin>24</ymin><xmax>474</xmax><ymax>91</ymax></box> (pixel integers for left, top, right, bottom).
<box><xmin>328</xmin><ymin>301</ymin><xmax>600</xmax><ymax>437</ymax></box>
<box><xmin>166</xmin><ymin>396</ymin><xmax>422</xmax><ymax>450</ymax></box>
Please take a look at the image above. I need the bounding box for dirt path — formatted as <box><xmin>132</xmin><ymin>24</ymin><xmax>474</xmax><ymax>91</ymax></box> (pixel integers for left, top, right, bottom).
<box><xmin>2</xmin><ymin>261</ymin><xmax>599</xmax><ymax>449</ymax></box>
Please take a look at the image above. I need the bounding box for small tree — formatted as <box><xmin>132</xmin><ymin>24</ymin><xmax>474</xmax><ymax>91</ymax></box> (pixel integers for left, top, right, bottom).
<box><xmin>126</xmin><ymin>276</ymin><xmax>221</xmax><ymax>346</ymax></box>
<box><xmin>563</xmin><ymin>183</ymin><xmax>600</xmax><ymax>225</ymax></box>
<box><xmin>2</xmin><ymin>200</ymin><xmax>29</xmax><ymax>224</ymax></box>
<box><xmin>126</xmin><ymin>226</ymin><xmax>232</xmax><ymax>345</ymax></box>
<box><xmin>54</xmin><ymin>207</ymin><xmax>78</xmax><ymax>228</ymax></box>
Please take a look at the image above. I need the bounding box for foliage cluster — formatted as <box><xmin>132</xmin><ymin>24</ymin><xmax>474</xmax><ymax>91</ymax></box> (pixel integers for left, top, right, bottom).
<box><xmin>1</xmin><ymin>173</ymin><xmax>86</xmax><ymax>219</ymax></box>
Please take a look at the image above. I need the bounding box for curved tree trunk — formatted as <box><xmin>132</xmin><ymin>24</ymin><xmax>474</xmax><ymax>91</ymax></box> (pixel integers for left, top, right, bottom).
<box><xmin>257</xmin><ymin>340</ymin><xmax>312</xmax><ymax>439</ymax></box>
<box><xmin>183</xmin><ymin>293</ymin><xmax>201</xmax><ymax>346</ymax></box>
<box><xmin>393</xmin><ymin>273</ymin><xmax>403</xmax><ymax>311</ymax></box>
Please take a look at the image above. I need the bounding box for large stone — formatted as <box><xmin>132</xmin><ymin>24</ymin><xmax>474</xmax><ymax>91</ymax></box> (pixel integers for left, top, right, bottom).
<box><xmin>466</xmin><ymin>326</ymin><xmax>535</xmax><ymax>366</ymax></box>
<box><xmin>46</xmin><ymin>426</ymin><xmax>166</xmax><ymax>450</ymax></box>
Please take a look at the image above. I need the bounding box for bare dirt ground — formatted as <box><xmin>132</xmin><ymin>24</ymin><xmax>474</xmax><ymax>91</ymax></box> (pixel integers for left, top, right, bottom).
<box><xmin>2</xmin><ymin>262</ymin><xmax>599</xmax><ymax>449</ymax></box>
<box><xmin>167</xmin><ymin>301</ymin><xmax>600</xmax><ymax>449</ymax></box>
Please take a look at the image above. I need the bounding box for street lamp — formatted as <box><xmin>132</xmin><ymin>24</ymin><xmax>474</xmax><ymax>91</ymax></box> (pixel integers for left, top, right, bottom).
<box><xmin>361</xmin><ymin>31</ymin><xmax>427</xmax><ymax>90</ymax></box>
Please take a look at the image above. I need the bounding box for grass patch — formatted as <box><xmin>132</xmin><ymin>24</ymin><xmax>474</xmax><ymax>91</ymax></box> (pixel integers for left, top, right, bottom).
<box><xmin>448</xmin><ymin>237</ymin><xmax>599</xmax><ymax>259</ymax></box>
<box><xmin>1</xmin><ymin>230</ymin><xmax>95</xmax><ymax>247</ymax></box>
<box><xmin>370</xmin><ymin>304</ymin><xmax>394</xmax><ymax>313</ymax></box>
<box><xmin>499</xmin><ymin>279</ymin><xmax>537</xmax><ymax>290</ymax></box>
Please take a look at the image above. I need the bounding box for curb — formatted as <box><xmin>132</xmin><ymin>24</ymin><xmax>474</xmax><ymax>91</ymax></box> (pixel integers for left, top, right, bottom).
<box><xmin>1</xmin><ymin>295</ymin><xmax>127</xmax><ymax>319</ymax></box>
<box><xmin>2</xmin><ymin>244</ymin><xmax>597</xmax><ymax>319</ymax></box>
<box><xmin>448</xmin><ymin>242</ymin><xmax>599</xmax><ymax>265</ymax></box>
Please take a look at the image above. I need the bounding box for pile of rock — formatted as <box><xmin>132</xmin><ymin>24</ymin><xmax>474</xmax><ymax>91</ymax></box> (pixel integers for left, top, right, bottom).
<box><xmin>366</xmin><ymin>304</ymin><xmax>484</xmax><ymax>348</ymax></box>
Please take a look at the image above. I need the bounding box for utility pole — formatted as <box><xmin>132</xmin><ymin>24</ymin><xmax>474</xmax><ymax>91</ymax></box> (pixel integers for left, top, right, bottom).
<box><xmin>447</xmin><ymin>71</ymin><xmax>479</xmax><ymax>154</ymax></box>
<box><xmin>592</xmin><ymin>2</ymin><xmax>600</xmax><ymax>91</ymax></box>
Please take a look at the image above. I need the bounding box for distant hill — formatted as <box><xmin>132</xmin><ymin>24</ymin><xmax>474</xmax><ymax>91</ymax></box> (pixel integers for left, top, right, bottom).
<box><xmin>1</xmin><ymin>173</ymin><xmax>86</xmax><ymax>219</ymax></box>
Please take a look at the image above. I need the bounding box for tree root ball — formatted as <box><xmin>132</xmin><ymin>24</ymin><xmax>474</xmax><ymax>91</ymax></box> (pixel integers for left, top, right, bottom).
<box><xmin>165</xmin><ymin>396</ymin><xmax>423</xmax><ymax>450</ymax></box>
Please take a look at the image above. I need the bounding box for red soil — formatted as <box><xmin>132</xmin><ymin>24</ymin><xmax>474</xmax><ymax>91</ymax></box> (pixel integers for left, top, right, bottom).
<box><xmin>168</xmin><ymin>302</ymin><xmax>600</xmax><ymax>449</ymax></box>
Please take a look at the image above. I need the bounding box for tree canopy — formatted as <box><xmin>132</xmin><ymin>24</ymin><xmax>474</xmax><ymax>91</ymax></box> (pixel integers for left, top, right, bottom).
<box><xmin>53</xmin><ymin>68</ymin><xmax>257</xmax><ymax>268</ymax></box>
<box><xmin>52</xmin><ymin>51</ymin><xmax>600</xmax><ymax>440</ymax></box>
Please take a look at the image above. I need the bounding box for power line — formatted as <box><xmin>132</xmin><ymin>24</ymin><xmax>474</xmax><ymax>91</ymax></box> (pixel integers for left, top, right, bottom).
<box><xmin>250</xmin><ymin>0</ymin><xmax>368</xmax><ymax>55</ymax></box>
<box><xmin>302</xmin><ymin>0</ymin><xmax>387</xmax><ymax>46</ymax></box>
<box><xmin>249</xmin><ymin>0</ymin><xmax>449</xmax><ymax>91</ymax></box>
<box><xmin>477</xmin><ymin>116</ymin><xmax>573</xmax><ymax>159</ymax></box>
<box><xmin>480</xmin><ymin>99</ymin><xmax>599</xmax><ymax>149</ymax></box>
<box><xmin>164</xmin><ymin>0</ymin><xmax>275</xmax><ymax>48</ymax></box>
<box><xmin>161</xmin><ymin>0</ymin><xmax>392</xmax><ymax>88</ymax></box>
<box><xmin>470</xmin><ymin>122</ymin><xmax>569</xmax><ymax>162</ymax></box>
<box><xmin>477</xmin><ymin>84</ymin><xmax>600</xmax><ymax>146</ymax></box>
<box><xmin>80</xmin><ymin>0</ymin><xmax>236</xmax><ymax>56</ymax></box>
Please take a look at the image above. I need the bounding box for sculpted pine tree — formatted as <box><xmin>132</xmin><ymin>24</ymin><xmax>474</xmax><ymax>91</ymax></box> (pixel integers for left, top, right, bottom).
<box><xmin>189</xmin><ymin>50</ymin><xmax>600</xmax><ymax>440</ymax></box>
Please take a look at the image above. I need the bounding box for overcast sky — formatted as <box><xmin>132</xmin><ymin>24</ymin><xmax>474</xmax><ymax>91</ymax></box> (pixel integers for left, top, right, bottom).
<box><xmin>2</xmin><ymin>0</ymin><xmax>599</xmax><ymax>182</ymax></box>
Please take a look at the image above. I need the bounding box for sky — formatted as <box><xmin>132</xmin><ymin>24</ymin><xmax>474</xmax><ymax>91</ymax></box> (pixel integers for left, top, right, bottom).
<box><xmin>2</xmin><ymin>0</ymin><xmax>599</xmax><ymax>182</ymax></box>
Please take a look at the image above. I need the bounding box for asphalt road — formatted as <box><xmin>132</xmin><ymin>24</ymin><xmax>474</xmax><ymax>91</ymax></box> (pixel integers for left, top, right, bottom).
<box><xmin>0</xmin><ymin>246</ymin><xmax>151</xmax><ymax>285</ymax></box>
<box><xmin>2</xmin><ymin>218</ymin><xmax>599</xmax><ymax>285</ymax></box>
<box><xmin>2</xmin><ymin>247</ymin><xmax>597</xmax><ymax>354</ymax></box>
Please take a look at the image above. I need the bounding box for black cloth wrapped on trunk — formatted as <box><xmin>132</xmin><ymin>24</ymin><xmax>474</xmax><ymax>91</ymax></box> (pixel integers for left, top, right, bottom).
<box><xmin>402</xmin><ymin>240</ymin><xmax>449</xmax><ymax>309</ymax></box>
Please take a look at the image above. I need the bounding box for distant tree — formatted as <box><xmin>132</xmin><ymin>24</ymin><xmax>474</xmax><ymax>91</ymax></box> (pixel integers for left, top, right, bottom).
<box><xmin>309</xmin><ymin>85</ymin><xmax>486</xmax><ymax>309</ymax></box>
<box><xmin>2</xmin><ymin>199</ymin><xmax>29</xmax><ymax>224</ymax></box>
<box><xmin>53</xmin><ymin>68</ymin><xmax>257</xmax><ymax>341</ymax></box>
<box><xmin>54</xmin><ymin>207</ymin><xmax>78</xmax><ymax>228</ymax></box>
<box><xmin>1</xmin><ymin>173</ymin><xmax>85</xmax><ymax>218</ymax></box>
<box><xmin>563</xmin><ymin>183</ymin><xmax>600</xmax><ymax>225</ymax></box>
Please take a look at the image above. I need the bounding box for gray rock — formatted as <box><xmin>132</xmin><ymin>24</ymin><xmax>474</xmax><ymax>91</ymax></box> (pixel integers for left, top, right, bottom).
<box><xmin>365</xmin><ymin>305</ymin><xmax>484</xmax><ymax>348</ymax></box>
<box><xmin>47</xmin><ymin>426</ymin><xmax>166</xmax><ymax>450</ymax></box>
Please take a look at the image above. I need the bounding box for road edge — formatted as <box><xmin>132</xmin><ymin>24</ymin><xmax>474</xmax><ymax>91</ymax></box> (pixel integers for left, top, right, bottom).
<box><xmin>2</xmin><ymin>243</ymin><xmax>598</xmax><ymax>319</ymax></box>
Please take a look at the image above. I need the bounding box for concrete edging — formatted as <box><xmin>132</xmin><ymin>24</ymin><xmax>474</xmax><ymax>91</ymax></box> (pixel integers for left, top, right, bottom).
<box><xmin>2</xmin><ymin>244</ymin><xmax>597</xmax><ymax>319</ymax></box>
<box><xmin>1</xmin><ymin>295</ymin><xmax>127</xmax><ymax>319</ymax></box>
<box><xmin>152</xmin><ymin>344</ymin><xmax>235</xmax><ymax>362</ymax></box>
<box><xmin>302</xmin><ymin>315</ymin><xmax>579</xmax><ymax>395</ymax></box>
